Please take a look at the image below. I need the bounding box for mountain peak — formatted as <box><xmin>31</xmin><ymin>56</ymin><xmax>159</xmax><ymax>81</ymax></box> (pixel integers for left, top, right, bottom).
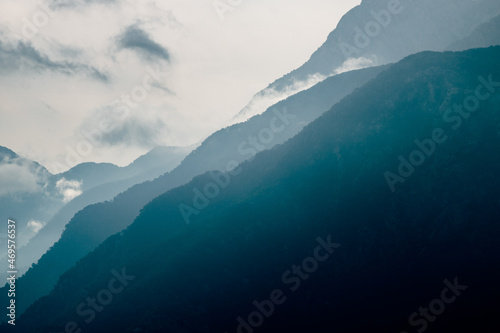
<box><xmin>0</xmin><ymin>146</ymin><xmax>19</xmax><ymax>160</ymax></box>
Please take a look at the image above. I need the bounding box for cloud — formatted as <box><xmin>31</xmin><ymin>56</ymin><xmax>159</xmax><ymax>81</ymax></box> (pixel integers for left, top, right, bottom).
<box><xmin>19</xmin><ymin>219</ymin><xmax>47</xmax><ymax>248</ymax></box>
<box><xmin>80</xmin><ymin>104</ymin><xmax>171</xmax><ymax>148</ymax></box>
<box><xmin>48</xmin><ymin>0</ymin><xmax>118</xmax><ymax>10</ymax></box>
<box><xmin>0</xmin><ymin>0</ymin><xmax>361</xmax><ymax>169</ymax></box>
<box><xmin>231</xmin><ymin>56</ymin><xmax>376</xmax><ymax>124</ymax></box>
<box><xmin>332</xmin><ymin>56</ymin><xmax>375</xmax><ymax>75</ymax></box>
<box><xmin>0</xmin><ymin>37</ymin><xmax>108</xmax><ymax>81</ymax></box>
<box><xmin>0</xmin><ymin>157</ymin><xmax>47</xmax><ymax>197</ymax></box>
<box><xmin>56</xmin><ymin>177</ymin><xmax>82</xmax><ymax>202</ymax></box>
<box><xmin>232</xmin><ymin>73</ymin><xmax>327</xmax><ymax>124</ymax></box>
<box><xmin>27</xmin><ymin>219</ymin><xmax>46</xmax><ymax>234</ymax></box>
<box><xmin>117</xmin><ymin>24</ymin><xmax>170</xmax><ymax>61</ymax></box>
<box><xmin>100</xmin><ymin>117</ymin><xmax>169</xmax><ymax>147</ymax></box>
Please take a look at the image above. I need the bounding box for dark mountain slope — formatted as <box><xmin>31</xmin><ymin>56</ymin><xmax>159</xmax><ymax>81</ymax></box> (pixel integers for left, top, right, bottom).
<box><xmin>15</xmin><ymin>46</ymin><xmax>500</xmax><ymax>332</ymax></box>
<box><xmin>0</xmin><ymin>64</ymin><xmax>386</xmax><ymax>319</ymax></box>
<box><xmin>8</xmin><ymin>145</ymin><xmax>191</xmax><ymax>278</ymax></box>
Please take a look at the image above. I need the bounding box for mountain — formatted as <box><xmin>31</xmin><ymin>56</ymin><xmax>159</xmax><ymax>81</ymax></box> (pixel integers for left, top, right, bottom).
<box><xmin>232</xmin><ymin>0</ymin><xmax>500</xmax><ymax>123</ymax></box>
<box><xmin>0</xmin><ymin>63</ymin><xmax>387</xmax><ymax>320</ymax></box>
<box><xmin>446</xmin><ymin>14</ymin><xmax>500</xmax><ymax>51</ymax></box>
<box><xmin>0</xmin><ymin>146</ymin><xmax>61</xmax><ymax>247</ymax></box>
<box><xmin>57</xmin><ymin>146</ymin><xmax>193</xmax><ymax>192</ymax></box>
<box><xmin>0</xmin><ymin>145</ymin><xmax>192</xmax><ymax>278</ymax></box>
<box><xmin>0</xmin><ymin>146</ymin><xmax>17</xmax><ymax>159</ymax></box>
<box><xmin>13</xmin><ymin>46</ymin><xmax>500</xmax><ymax>333</ymax></box>
<box><xmin>177</xmin><ymin>65</ymin><xmax>388</xmax><ymax>181</ymax></box>
<box><xmin>126</xmin><ymin>146</ymin><xmax>193</xmax><ymax>175</ymax></box>
<box><xmin>56</xmin><ymin>162</ymin><xmax>122</xmax><ymax>192</ymax></box>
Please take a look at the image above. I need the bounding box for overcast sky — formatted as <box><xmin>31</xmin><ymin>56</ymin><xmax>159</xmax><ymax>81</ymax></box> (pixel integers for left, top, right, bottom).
<box><xmin>0</xmin><ymin>0</ymin><xmax>360</xmax><ymax>173</ymax></box>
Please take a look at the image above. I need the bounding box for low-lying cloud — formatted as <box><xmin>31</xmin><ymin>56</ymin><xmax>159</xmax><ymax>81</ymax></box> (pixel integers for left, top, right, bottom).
<box><xmin>27</xmin><ymin>219</ymin><xmax>45</xmax><ymax>234</ymax></box>
<box><xmin>56</xmin><ymin>177</ymin><xmax>82</xmax><ymax>202</ymax></box>
<box><xmin>231</xmin><ymin>73</ymin><xmax>327</xmax><ymax>124</ymax></box>
<box><xmin>332</xmin><ymin>56</ymin><xmax>375</xmax><ymax>75</ymax></box>
<box><xmin>231</xmin><ymin>56</ymin><xmax>376</xmax><ymax>124</ymax></box>
<box><xmin>0</xmin><ymin>157</ymin><xmax>47</xmax><ymax>197</ymax></box>
<box><xmin>18</xmin><ymin>219</ymin><xmax>47</xmax><ymax>248</ymax></box>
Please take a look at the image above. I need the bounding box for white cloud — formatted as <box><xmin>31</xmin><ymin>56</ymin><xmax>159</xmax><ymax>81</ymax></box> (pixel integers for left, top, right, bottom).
<box><xmin>332</xmin><ymin>56</ymin><xmax>376</xmax><ymax>75</ymax></box>
<box><xmin>230</xmin><ymin>56</ymin><xmax>377</xmax><ymax>124</ymax></box>
<box><xmin>0</xmin><ymin>0</ymin><xmax>361</xmax><ymax>171</ymax></box>
<box><xmin>27</xmin><ymin>219</ymin><xmax>45</xmax><ymax>234</ymax></box>
<box><xmin>231</xmin><ymin>73</ymin><xmax>328</xmax><ymax>124</ymax></box>
<box><xmin>56</xmin><ymin>177</ymin><xmax>82</xmax><ymax>202</ymax></box>
<box><xmin>18</xmin><ymin>219</ymin><xmax>47</xmax><ymax>248</ymax></box>
<box><xmin>0</xmin><ymin>157</ymin><xmax>47</xmax><ymax>197</ymax></box>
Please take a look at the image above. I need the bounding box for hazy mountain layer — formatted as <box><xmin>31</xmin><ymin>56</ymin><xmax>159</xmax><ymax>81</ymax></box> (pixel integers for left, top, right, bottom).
<box><xmin>0</xmin><ymin>146</ymin><xmax>192</xmax><ymax>279</ymax></box>
<box><xmin>233</xmin><ymin>0</ymin><xmax>500</xmax><ymax>123</ymax></box>
<box><xmin>447</xmin><ymin>14</ymin><xmax>500</xmax><ymax>51</ymax></box>
<box><xmin>14</xmin><ymin>46</ymin><xmax>500</xmax><ymax>333</ymax></box>
<box><xmin>0</xmin><ymin>63</ymin><xmax>386</xmax><ymax>319</ymax></box>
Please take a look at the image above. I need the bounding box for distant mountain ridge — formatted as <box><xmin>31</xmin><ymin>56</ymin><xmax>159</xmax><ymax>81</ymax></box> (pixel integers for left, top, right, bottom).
<box><xmin>447</xmin><ymin>14</ymin><xmax>500</xmax><ymax>51</ymax></box>
<box><xmin>0</xmin><ymin>63</ymin><xmax>388</xmax><ymax>320</ymax></box>
<box><xmin>0</xmin><ymin>145</ymin><xmax>192</xmax><ymax>278</ymax></box>
<box><xmin>0</xmin><ymin>146</ymin><xmax>59</xmax><ymax>248</ymax></box>
<box><xmin>14</xmin><ymin>46</ymin><xmax>500</xmax><ymax>333</ymax></box>
<box><xmin>0</xmin><ymin>146</ymin><xmax>18</xmax><ymax>159</ymax></box>
<box><xmin>5</xmin><ymin>0</ymin><xmax>500</xmax><ymax>321</ymax></box>
<box><xmin>2</xmin><ymin>0</ymin><xmax>499</xmax><ymax>329</ymax></box>
<box><xmin>233</xmin><ymin>0</ymin><xmax>500</xmax><ymax>123</ymax></box>
<box><xmin>56</xmin><ymin>145</ymin><xmax>194</xmax><ymax>192</ymax></box>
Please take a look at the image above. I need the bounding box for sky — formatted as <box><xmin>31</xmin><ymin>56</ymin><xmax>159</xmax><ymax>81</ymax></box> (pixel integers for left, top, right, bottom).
<box><xmin>0</xmin><ymin>0</ymin><xmax>361</xmax><ymax>173</ymax></box>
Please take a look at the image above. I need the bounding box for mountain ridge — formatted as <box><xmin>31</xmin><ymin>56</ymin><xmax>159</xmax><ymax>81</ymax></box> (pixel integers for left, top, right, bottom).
<box><xmin>0</xmin><ymin>63</ymin><xmax>388</xmax><ymax>319</ymax></box>
<box><xmin>14</xmin><ymin>46</ymin><xmax>500</xmax><ymax>332</ymax></box>
<box><xmin>233</xmin><ymin>0</ymin><xmax>500</xmax><ymax>123</ymax></box>
<box><xmin>0</xmin><ymin>145</ymin><xmax>192</xmax><ymax>279</ymax></box>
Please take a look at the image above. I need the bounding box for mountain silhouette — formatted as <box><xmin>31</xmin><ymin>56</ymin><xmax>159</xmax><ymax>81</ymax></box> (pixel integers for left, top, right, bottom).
<box><xmin>14</xmin><ymin>46</ymin><xmax>500</xmax><ymax>333</ymax></box>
